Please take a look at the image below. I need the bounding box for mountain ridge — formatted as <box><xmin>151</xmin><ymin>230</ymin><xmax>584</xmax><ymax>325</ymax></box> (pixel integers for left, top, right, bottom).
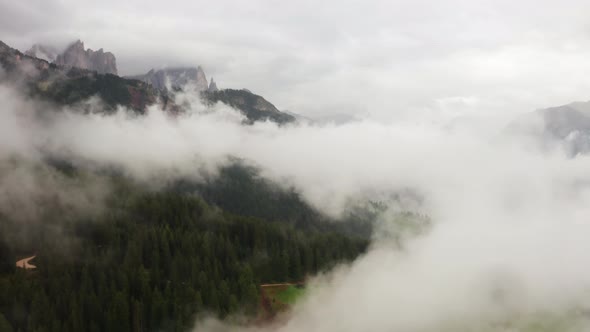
<box><xmin>2</xmin><ymin>39</ymin><xmax>295</xmax><ymax>124</ymax></box>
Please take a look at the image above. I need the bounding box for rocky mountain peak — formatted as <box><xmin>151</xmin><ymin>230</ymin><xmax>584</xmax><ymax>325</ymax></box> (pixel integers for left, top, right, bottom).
<box><xmin>54</xmin><ymin>40</ymin><xmax>118</xmax><ymax>75</ymax></box>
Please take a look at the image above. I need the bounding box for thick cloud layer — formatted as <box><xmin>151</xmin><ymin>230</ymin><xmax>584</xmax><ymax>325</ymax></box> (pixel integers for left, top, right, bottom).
<box><xmin>2</xmin><ymin>0</ymin><xmax>590</xmax><ymax>120</ymax></box>
<box><xmin>2</xmin><ymin>76</ymin><xmax>590</xmax><ymax>330</ymax></box>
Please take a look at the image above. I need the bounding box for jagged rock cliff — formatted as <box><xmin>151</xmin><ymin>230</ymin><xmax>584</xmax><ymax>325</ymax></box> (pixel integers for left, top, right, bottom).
<box><xmin>54</xmin><ymin>40</ymin><xmax>118</xmax><ymax>75</ymax></box>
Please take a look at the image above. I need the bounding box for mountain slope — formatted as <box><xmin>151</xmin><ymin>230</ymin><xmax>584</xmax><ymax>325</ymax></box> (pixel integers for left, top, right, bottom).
<box><xmin>203</xmin><ymin>89</ymin><xmax>295</xmax><ymax>124</ymax></box>
<box><xmin>0</xmin><ymin>166</ymin><xmax>369</xmax><ymax>331</ymax></box>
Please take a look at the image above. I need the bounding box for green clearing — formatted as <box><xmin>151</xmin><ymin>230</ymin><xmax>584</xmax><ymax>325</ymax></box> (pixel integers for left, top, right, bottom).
<box><xmin>259</xmin><ymin>283</ymin><xmax>307</xmax><ymax>318</ymax></box>
<box><xmin>275</xmin><ymin>285</ymin><xmax>305</xmax><ymax>305</ymax></box>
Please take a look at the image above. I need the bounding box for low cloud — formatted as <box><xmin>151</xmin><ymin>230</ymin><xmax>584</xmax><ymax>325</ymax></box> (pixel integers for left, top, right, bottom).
<box><xmin>2</xmin><ymin>79</ymin><xmax>590</xmax><ymax>330</ymax></box>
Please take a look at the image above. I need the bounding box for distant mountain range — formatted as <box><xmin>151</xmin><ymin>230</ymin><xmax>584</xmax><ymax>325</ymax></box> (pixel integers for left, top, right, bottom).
<box><xmin>16</xmin><ymin>38</ymin><xmax>590</xmax><ymax>140</ymax></box>
<box><xmin>0</xmin><ymin>39</ymin><xmax>295</xmax><ymax>124</ymax></box>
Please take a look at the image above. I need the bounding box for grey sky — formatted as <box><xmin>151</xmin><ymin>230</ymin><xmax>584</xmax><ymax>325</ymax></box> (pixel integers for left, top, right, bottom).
<box><xmin>1</xmin><ymin>0</ymin><xmax>590</xmax><ymax>119</ymax></box>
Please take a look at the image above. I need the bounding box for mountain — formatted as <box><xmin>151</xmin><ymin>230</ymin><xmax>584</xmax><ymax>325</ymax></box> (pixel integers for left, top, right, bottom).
<box><xmin>508</xmin><ymin>100</ymin><xmax>590</xmax><ymax>156</ymax></box>
<box><xmin>24</xmin><ymin>44</ymin><xmax>58</xmax><ymax>62</ymax></box>
<box><xmin>128</xmin><ymin>67</ymin><xmax>295</xmax><ymax>124</ymax></box>
<box><xmin>0</xmin><ymin>41</ymin><xmax>364</xmax><ymax>327</ymax></box>
<box><xmin>128</xmin><ymin>67</ymin><xmax>208</xmax><ymax>91</ymax></box>
<box><xmin>128</xmin><ymin>67</ymin><xmax>295</xmax><ymax>123</ymax></box>
<box><xmin>0</xmin><ymin>40</ymin><xmax>160</xmax><ymax>112</ymax></box>
<box><xmin>54</xmin><ymin>40</ymin><xmax>118</xmax><ymax>75</ymax></box>
<box><xmin>2</xmin><ymin>39</ymin><xmax>294</xmax><ymax>123</ymax></box>
<box><xmin>23</xmin><ymin>40</ymin><xmax>117</xmax><ymax>75</ymax></box>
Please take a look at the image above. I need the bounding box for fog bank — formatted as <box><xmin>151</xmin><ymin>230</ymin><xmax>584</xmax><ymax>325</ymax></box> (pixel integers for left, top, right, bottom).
<box><xmin>2</xmin><ymin>82</ymin><xmax>590</xmax><ymax>331</ymax></box>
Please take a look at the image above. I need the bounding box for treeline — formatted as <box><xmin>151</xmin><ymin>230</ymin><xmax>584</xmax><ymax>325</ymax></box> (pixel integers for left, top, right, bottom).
<box><xmin>0</xmin><ymin>187</ymin><xmax>368</xmax><ymax>332</ymax></box>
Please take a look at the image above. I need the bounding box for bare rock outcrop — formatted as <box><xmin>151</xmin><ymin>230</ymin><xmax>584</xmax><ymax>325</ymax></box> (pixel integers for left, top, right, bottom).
<box><xmin>54</xmin><ymin>40</ymin><xmax>118</xmax><ymax>75</ymax></box>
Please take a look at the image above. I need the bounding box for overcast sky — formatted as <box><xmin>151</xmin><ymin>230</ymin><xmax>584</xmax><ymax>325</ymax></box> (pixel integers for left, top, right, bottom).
<box><xmin>1</xmin><ymin>0</ymin><xmax>590</xmax><ymax>120</ymax></box>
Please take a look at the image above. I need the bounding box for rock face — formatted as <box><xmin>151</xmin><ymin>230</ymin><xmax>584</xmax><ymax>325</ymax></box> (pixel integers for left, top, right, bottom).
<box><xmin>54</xmin><ymin>40</ymin><xmax>118</xmax><ymax>75</ymax></box>
<box><xmin>130</xmin><ymin>67</ymin><xmax>209</xmax><ymax>91</ymax></box>
<box><xmin>24</xmin><ymin>44</ymin><xmax>58</xmax><ymax>62</ymax></box>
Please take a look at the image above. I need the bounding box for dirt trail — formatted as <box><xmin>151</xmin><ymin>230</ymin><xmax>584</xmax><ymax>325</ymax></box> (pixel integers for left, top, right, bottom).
<box><xmin>16</xmin><ymin>255</ymin><xmax>37</xmax><ymax>269</ymax></box>
<box><xmin>260</xmin><ymin>283</ymin><xmax>302</xmax><ymax>287</ymax></box>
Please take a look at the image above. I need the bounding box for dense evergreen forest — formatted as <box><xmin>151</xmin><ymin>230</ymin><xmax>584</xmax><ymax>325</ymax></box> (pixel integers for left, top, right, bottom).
<box><xmin>0</xmin><ymin>165</ymin><xmax>369</xmax><ymax>332</ymax></box>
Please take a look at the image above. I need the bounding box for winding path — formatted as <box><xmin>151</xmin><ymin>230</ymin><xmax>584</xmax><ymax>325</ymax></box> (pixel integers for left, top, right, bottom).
<box><xmin>15</xmin><ymin>255</ymin><xmax>37</xmax><ymax>270</ymax></box>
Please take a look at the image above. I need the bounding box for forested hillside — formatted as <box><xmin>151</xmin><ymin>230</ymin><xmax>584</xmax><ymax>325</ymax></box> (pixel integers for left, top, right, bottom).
<box><xmin>0</xmin><ymin>168</ymin><xmax>368</xmax><ymax>332</ymax></box>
